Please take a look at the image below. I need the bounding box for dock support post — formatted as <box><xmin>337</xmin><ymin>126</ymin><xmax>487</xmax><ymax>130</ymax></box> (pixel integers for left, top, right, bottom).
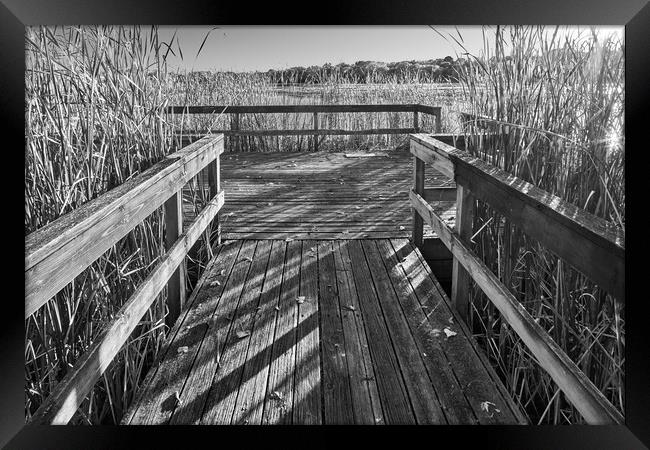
<box><xmin>164</xmin><ymin>191</ymin><xmax>186</xmax><ymax>327</ymax></box>
<box><xmin>207</xmin><ymin>153</ymin><xmax>221</xmax><ymax>247</ymax></box>
<box><xmin>412</xmin><ymin>156</ymin><xmax>425</xmax><ymax>247</ymax></box>
<box><xmin>313</xmin><ymin>112</ymin><xmax>319</xmax><ymax>151</ymax></box>
<box><xmin>451</xmin><ymin>184</ymin><xmax>475</xmax><ymax>323</ymax></box>
<box><xmin>233</xmin><ymin>113</ymin><xmax>240</xmax><ymax>152</ymax></box>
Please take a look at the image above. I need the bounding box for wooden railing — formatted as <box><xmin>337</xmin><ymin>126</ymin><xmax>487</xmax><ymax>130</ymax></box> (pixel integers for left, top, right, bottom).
<box><xmin>25</xmin><ymin>135</ymin><xmax>225</xmax><ymax>424</ymax></box>
<box><xmin>166</xmin><ymin>104</ymin><xmax>442</xmax><ymax>151</ymax></box>
<box><xmin>409</xmin><ymin>133</ymin><xmax>625</xmax><ymax>425</ymax></box>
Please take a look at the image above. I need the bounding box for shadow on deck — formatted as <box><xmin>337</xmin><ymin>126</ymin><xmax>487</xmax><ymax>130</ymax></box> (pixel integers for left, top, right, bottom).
<box><xmin>123</xmin><ymin>238</ymin><xmax>526</xmax><ymax>425</ymax></box>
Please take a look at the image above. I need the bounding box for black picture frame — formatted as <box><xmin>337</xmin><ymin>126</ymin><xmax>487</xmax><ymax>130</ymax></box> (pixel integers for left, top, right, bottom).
<box><xmin>4</xmin><ymin>0</ymin><xmax>649</xmax><ymax>448</ymax></box>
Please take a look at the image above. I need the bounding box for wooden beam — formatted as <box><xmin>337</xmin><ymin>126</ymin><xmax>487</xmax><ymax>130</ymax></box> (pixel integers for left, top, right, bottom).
<box><xmin>30</xmin><ymin>190</ymin><xmax>225</xmax><ymax>425</ymax></box>
<box><xmin>422</xmin><ymin>187</ymin><xmax>457</xmax><ymax>203</ymax></box>
<box><xmin>313</xmin><ymin>112</ymin><xmax>319</xmax><ymax>152</ymax></box>
<box><xmin>166</xmin><ymin>104</ymin><xmax>420</xmax><ymax>114</ymax></box>
<box><xmin>409</xmin><ymin>133</ymin><xmax>625</xmax><ymax>302</ymax></box>
<box><xmin>412</xmin><ymin>156</ymin><xmax>425</xmax><ymax>247</ymax></box>
<box><xmin>451</xmin><ymin>185</ymin><xmax>475</xmax><ymax>322</ymax></box>
<box><xmin>207</xmin><ymin>156</ymin><xmax>221</xmax><ymax>246</ymax></box>
<box><xmin>409</xmin><ymin>137</ymin><xmax>454</xmax><ymax>179</ymax></box>
<box><xmin>25</xmin><ymin>135</ymin><xmax>224</xmax><ymax>318</ymax></box>
<box><xmin>175</xmin><ymin>128</ymin><xmax>418</xmax><ymax>138</ymax></box>
<box><xmin>164</xmin><ymin>191</ymin><xmax>186</xmax><ymax>327</ymax></box>
<box><xmin>409</xmin><ymin>190</ymin><xmax>623</xmax><ymax>424</ymax></box>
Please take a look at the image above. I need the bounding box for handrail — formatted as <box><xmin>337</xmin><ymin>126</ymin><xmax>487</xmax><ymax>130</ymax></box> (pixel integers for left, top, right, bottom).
<box><xmin>166</xmin><ymin>103</ymin><xmax>439</xmax><ymax>115</ymax></box>
<box><xmin>167</xmin><ymin>104</ymin><xmax>442</xmax><ymax>148</ymax></box>
<box><xmin>25</xmin><ymin>135</ymin><xmax>225</xmax><ymax>318</ymax></box>
<box><xmin>409</xmin><ymin>133</ymin><xmax>625</xmax><ymax>424</ymax></box>
<box><xmin>26</xmin><ymin>135</ymin><xmax>225</xmax><ymax>424</ymax></box>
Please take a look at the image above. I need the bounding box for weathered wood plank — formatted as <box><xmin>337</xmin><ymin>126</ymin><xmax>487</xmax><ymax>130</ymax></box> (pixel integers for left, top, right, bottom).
<box><xmin>410</xmin><ymin>242</ymin><xmax>529</xmax><ymax>425</ymax></box>
<box><xmin>164</xmin><ymin>191</ymin><xmax>186</xmax><ymax>326</ymax></box>
<box><xmin>124</xmin><ymin>239</ymin><xmax>240</xmax><ymax>425</ymax></box>
<box><xmin>410</xmin><ymin>190</ymin><xmax>623</xmax><ymax>424</ymax></box>
<box><xmin>177</xmin><ymin>128</ymin><xmax>419</xmax><ymax>137</ymax></box>
<box><xmin>168</xmin><ymin>240</ymin><xmax>257</xmax><ymax>425</ymax></box>
<box><xmin>451</xmin><ymin>185</ymin><xmax>475</xmax><ymax>322</ymax></box>
<box><xmin>263</xmin><ymin>240</ymin><xmax>302</xmax><ymax>425</ymax></box>
<box><xmin>332</xmin><ymin>241</ymin><xmax>384</xmax><ymax>424</ymax></box>
<box><xmin>30</xmin><ymin>191</ymin><xmax>225</xmax><ymax>425</ymax></box>
<box><xmin>391</xmin><ymin>237</ymin><xmax>520</xmax><ymax>424</ymax></box>
<box><xmin>230</xmin><ymin>241</ymin><xmax>287</xmax><ymax>425</ymax></box>
<box><xmin>412</xmin><ymin>156</ymin><xmax>425</xmax><ymax>247</ymax></box>
<box><xmin>410</xmin><ymin>133</ymin><xmax>625</xmax><ymax>302</ymax></box>
<box><xmin>317</xmin><ymin>241</ymin><xmax>354</xmax><ymax>424</ymax></box>
<box><xmin>200</xmin><ymin>241</ymin><xmax>273</xmax><ymax>424</ymax></box>
<box><xmin>361</xmin><ymin>240</ymin><xmax>446</xmax><ymax>424</ymax></box>
<box><xmin>168</xmin><ymin>104</ymin><xmax>420</xmax><ymax>114</ymax></box>
<box><xmin>347</xmin><ymin>240</ymin><xmax>415</xmax><ymax>424</ymax></box>
<box><xmin>25</xmin><ymin>135</ymin><xmax>224</xmax><ymax>318</ymax></box>
<box><xmin>292</xmin><ymin>241</ymin><xmax>322</xmax><ymax>424</ymax></box>
<box><xmin>377</xmin><ymin>239</ymin><xmax>477</xmax><ymax>424</ymax></box>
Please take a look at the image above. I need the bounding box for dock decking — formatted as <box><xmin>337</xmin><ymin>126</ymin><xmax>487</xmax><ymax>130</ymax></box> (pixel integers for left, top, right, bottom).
<box><xmin>185</xmin><ymin>149</ymin><xmax>456</xmax><ymax>240</ymax></box>
<box><xmin>124</xmin><ymin>238</ymin><xmax>525</xmax><ymax>425</ymax></box>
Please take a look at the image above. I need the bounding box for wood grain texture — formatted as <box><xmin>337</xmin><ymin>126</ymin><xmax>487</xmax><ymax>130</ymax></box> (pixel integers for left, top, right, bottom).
<box><xmin>410</xmin><ymin>190</ymin><xmax>623</xmax><ymax>424</ymax></box>
<box><xmin>126</xmin><ymin>239</ymin><xmax>521</xmax><ymax>425</ymax></box>
<box><xmin>317</xmin><ymin>241</ymin><xmax>354</xmax><ymax>424</ymax></box>
<box><xmin>410</xmin><ymin>133</ymin><xmax>625</xmax><ymax>302</ymax></box>
<box><xmin>25</xmin><ymin>135</ymin><xmax>224</xmax><ymax>318</ymax></box>
<box><xmin>31</xmin><ymin>192</ymin><xmax>224</xmax><ymax>425</ymax></box>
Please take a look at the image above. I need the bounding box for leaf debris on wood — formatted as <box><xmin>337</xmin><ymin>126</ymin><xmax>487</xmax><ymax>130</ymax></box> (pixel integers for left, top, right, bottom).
<box><xmin>480</xmin><ymin>401</ymin><xmax>501</xmax><ymax>417</ymax></box>
<box><xmin>296</xmin><ymin>296</ymin><xmax>306</xmax><ymax>304</ymax></box>
<box><xmin>443</xmin><ymin>327</ymin><xmax>457</xmax><ymax>338</ymax></box>
<box><xmin>343</xmin><ymin>305</ymin><xmax>356</xmax><ymax>311</ymax></box>
<box><xmin>177</xmin><ymin>346</ymin><xmax>189</xmax><ymax>354</ymax></box>
<box><xmin>236</xmin><ymin>330</ymin><xmax>251</xmax><ymax>339</ymax></box>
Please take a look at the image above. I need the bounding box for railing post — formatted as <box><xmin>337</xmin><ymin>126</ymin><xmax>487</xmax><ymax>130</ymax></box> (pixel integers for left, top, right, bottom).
<box><xmin>413</xmin><ymin>110</ymin><xmax>419</xmax><ymax>132</ymax></box>
<box><xmin>435</xmin><ymin>108</ymin><xmax>442</xmax><ymax>133</ymax></box>
<box><xmin>207</xmin><ymin>152</ymin><xmax>221</xmax><ymax>247</ymax></box>
<box><xmin>313</xmin><ymin>112</ymin><xmax>319</xmax><ymax>151</ymax></box>
<box><xmin>412</xmin><ymin>155</ymin><xmax>425</xmax><ymax>247</ymax></box>
<box><xmin>164</xmin><ymin>191</ymin><xmax>186</xmax><ymax>327</ymax></box>
<box><xmin>232</xmin><ymin>113</ymin><xmax>240</xmax><ymax>152</ymax></box>
<box><xmin>451</xmin><ymin>184</ymin><xmax>475</xmax><ymax>323</ymax></box>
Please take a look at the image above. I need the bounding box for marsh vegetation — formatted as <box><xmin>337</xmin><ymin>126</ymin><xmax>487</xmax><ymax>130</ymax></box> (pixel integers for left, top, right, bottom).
<box><xmin>25</xmin><ymin>25</ymin><xmax>624</xmax><ymax>424</ymax></box>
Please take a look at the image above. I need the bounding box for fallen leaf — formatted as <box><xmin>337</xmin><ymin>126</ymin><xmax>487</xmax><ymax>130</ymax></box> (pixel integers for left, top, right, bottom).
<box><xmin>220</xmin><ymin>269</ymin><xmax>226</xmax><ymax>276</ymax></box>
<box><xmin>173</xmin><ymin>391</ymin><xmax>182</xmax><ymax>406</ymax></box>
<box><xmin>296</xmin><ymin>296</ymin><xmax>306</xmax><ymax>304</ymax></box>
<box><xmin>431</xmin><ymin>328</ymin><xmax>441</xmax><ymax>337</ymax></box>
<box><xmin>399</xmin><ymin>225</ymin><xmax>406</xmax><ymax>231</ymax></box>
<box><xmin>236</xmin><ymin>330</ymin><xmax>251</xmax><ymax>339</ymax></box>
<box><xmin>177</xmin><ymin>346</ymin><xmax>189</xmax><ymax>354</ymax></box>
<box><xmin>285</xmin><ymin>237</ymin><xmax>294</xmax><ymax>242</ymax></box>
<box><xmin>443</xmin><ymin>327</ymin><xmax>457</xmax><ymax>338</ymax></box>
<box><xmin>343</xmin><ymin>305</ymin><xmax>356</xmax><ymax>311</ymax></box>
<box><xmin>210</xmin><ymin>280</ymin><xmax>221</xmax><ymax>287</ymax></box>
<box><xmin>480</xmin><ymin>401</ymin><xmax>501</xmax><ymax>417</ymax></box>
<box><xmin>274</xmin><ymin>306</ymin><xmax>280</xmax><ymax>311</ymax></box>
<box><xmin>270</xmin><ymin>391</ymin><xmax>284</xmax><ymax>402</ymax></box>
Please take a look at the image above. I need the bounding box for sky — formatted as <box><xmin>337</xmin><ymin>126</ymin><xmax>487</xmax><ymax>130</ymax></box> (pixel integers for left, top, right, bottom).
<box><xmin>157</xmin><ymin>26</ymin><xmax>624</xmax><ymax>72</ymax></box>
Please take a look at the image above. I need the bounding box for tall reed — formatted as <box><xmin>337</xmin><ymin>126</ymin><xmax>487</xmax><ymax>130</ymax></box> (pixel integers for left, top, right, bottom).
<box><xmin>452</xmin><ymin>26</ymin><xmax>624</xmax><ymax>423</ymax></box>
<box><xmin>25</xmin><ymin>25</ymin><xmax>187</xmax><ymax>424</ymax></box>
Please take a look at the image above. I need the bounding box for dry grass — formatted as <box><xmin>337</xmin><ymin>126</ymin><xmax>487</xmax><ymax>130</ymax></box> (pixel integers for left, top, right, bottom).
<box><xmin>451</xmin><ymin>25</ymin><xmax>624</xmax><ymax>423</ymax></box>
<box><xmin>25</xmin><ymin>25</ymin><xmax>624</xmax><ymax>425</ymax></box>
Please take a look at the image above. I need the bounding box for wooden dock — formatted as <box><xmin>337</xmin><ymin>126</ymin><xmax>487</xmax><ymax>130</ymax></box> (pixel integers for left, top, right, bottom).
<box><xmin>26</xmin><ymin>105</ymin><xmax>624</xmax><ymax>426</ymax></box>
<box><xmin>186</xmin><ymin>149</ymin><xmax>457</xmax><ymax>240</ymax></box>
<box><xmin>123</xmin><ymin>238</ymin><xmax>523</xmax><ymax>425</ymax></box>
